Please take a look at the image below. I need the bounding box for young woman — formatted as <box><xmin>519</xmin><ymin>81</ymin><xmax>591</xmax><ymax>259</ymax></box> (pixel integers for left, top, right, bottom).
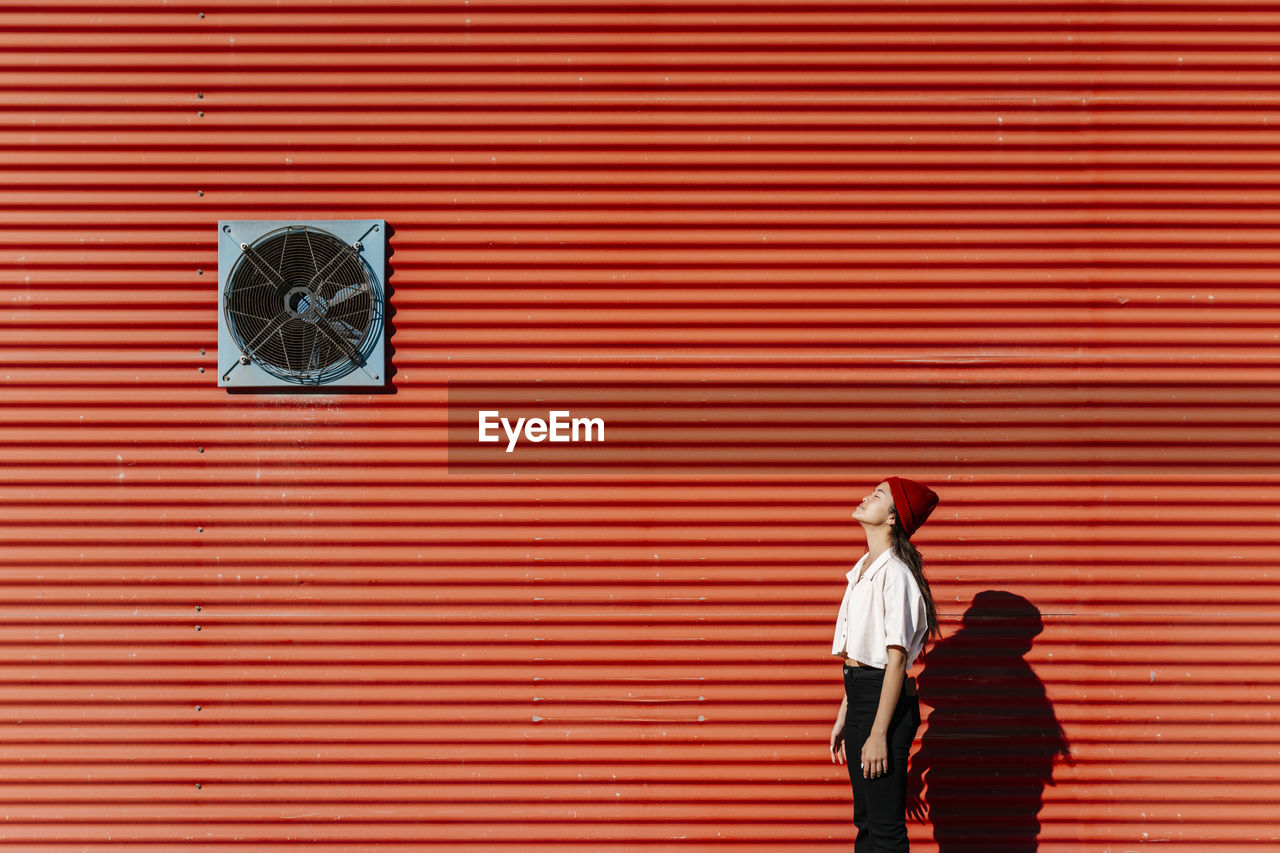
<box><xmin>829</xmin><ymin>477</ymin><xmax>942</xmax><ymax>852</ymax></box>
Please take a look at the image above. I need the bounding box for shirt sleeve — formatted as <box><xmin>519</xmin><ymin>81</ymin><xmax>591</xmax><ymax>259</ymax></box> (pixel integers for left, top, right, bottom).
<box><xmin>831</xmin><ymin>580</ymin><xmax>852</xmax><ymax>655</ymax></box>
<box><xmin>881</xmin><ymin>562</ymin><xmax>921</xmax><ymax>654</ymax></box>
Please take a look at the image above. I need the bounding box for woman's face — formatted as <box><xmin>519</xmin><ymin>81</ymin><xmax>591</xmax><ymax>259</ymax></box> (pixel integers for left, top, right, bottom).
<box><xmin>852</xmin><ymin>481</ymin><xmax>896</xmax><ymax>528</ymax></box>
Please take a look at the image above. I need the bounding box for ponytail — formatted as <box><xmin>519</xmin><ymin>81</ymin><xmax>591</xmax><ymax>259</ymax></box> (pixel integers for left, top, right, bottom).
<box><xmin>889</xmin><ymin>516</ymin><xmax>942</xmax><ymax>653</ymax></box>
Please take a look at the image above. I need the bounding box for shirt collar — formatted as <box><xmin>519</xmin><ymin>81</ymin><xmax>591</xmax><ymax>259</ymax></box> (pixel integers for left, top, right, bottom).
<box><xmin>846</xmin><ymin>549</ymin><xmax>894</xmax><ymax>585</ymax></box>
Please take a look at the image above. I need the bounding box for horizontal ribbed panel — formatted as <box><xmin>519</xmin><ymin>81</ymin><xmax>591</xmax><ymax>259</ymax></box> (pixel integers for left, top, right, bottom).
<box><xmin>3</xmin><ymin>1</ymin><xmax>1279</xmax><ymax>850</ymax></box>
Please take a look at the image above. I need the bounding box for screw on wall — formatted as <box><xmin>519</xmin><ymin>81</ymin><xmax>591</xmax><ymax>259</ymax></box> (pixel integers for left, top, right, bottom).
<box><xmin>194</xmin><ymin>605</ymin><xmax>205</xmax><ymax>723</ymax></box>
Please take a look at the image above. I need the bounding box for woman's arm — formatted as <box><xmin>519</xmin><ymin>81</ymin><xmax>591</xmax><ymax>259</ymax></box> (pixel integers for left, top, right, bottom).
<box><xmin>859</xmin><ymin>646</ymin><xmax>908</xmax><ymax>778</ymax></box>
<box><xmin>829</xmin><ymin>691</ymin><xmax>848</xmax><ymax>764</ymax></box>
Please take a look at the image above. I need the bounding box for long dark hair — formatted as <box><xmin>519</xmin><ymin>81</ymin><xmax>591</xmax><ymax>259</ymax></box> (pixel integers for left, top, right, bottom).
<box><xmin>888</xmin><ymin>511</ymin><xmax>942</xmax><ymax>650</ymax></box>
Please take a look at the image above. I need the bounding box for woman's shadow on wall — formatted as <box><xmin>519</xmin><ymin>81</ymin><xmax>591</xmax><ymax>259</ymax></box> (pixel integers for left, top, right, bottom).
<box><xmin>907</xmin><ymin>591</ymin><xmax>1074</xmax><ymax>852</ymax></box>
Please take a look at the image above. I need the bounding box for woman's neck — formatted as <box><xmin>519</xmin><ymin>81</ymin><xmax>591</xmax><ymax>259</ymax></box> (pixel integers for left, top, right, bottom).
<box><xmin>863</xmin><ymin>528</ymin><xmax>893</xmax><ymax>564</ymax></box>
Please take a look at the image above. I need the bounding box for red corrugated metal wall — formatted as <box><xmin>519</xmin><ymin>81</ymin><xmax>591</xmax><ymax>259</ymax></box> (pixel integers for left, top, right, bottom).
<box><xmin>3</xmin><ymin>1</ymin><xmax>1279</xmax><ymax>849</ymax></box>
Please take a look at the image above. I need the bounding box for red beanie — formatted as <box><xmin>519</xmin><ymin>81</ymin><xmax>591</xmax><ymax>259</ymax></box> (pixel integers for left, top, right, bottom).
<box><xmin>883</xmin><ymin>476</ymin><xmax>939</xmax><ymax>538</ymax></box>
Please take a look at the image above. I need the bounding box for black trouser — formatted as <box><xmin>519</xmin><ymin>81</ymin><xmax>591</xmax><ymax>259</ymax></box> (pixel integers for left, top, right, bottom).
<box><xmin>843</xmin><ymin>662</ymin><xmax>921</xmax><ymax>852</ymax></box>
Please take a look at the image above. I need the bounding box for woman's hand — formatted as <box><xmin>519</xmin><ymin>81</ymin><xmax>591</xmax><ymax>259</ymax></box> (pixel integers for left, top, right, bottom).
<box><xmin>829</xmin><ymin>715</ymin><xmax>846</xmax><ymax>765</ymax></box>
<box><xmin>861</xmin><ymin>730</ymin><xmax>889</xmax><ymax>779</ymax></box>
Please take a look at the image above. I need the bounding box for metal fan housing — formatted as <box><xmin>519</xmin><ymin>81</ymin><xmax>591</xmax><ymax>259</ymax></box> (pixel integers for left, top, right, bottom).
<box><xmin>217</xmin><ymin>220</ymin><xmax>387</xmax><ymax>389</ymax></box>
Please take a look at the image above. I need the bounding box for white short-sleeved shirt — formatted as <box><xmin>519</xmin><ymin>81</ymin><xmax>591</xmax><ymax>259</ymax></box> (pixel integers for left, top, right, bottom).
<box><xmin>831</xmin><ymin>549</ymin><xmax>929</xmax><ymax>669</ymax></box>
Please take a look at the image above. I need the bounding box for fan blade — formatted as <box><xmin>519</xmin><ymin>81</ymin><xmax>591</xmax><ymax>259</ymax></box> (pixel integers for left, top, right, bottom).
<box><xmin>328</xmin><ymin>282</ymin><xmax>369</xmax><ymax>307</ymax></box>
<box><xmin>328</xmin><ymin>318</ymin><xmax>365</xmax><ymax>346</ymax></box>
<box><xmin>312</xmin><ymin>316</ymin><xmax>364</xmax><ymax>364</ymax></box>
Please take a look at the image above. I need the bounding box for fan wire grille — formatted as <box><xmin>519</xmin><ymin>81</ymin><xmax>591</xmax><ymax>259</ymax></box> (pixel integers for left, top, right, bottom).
<box><xmin>223</xmin><ymin>226</ymin><xmax>377</xmax><ymax>384</ymax></box>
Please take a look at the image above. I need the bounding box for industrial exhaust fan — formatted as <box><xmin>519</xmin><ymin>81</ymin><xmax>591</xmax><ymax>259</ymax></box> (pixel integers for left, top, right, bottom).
<box><xmin>217</xmin><ymin>220</ymin><xmax>387</xmax><ymax>388</ymax></box>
